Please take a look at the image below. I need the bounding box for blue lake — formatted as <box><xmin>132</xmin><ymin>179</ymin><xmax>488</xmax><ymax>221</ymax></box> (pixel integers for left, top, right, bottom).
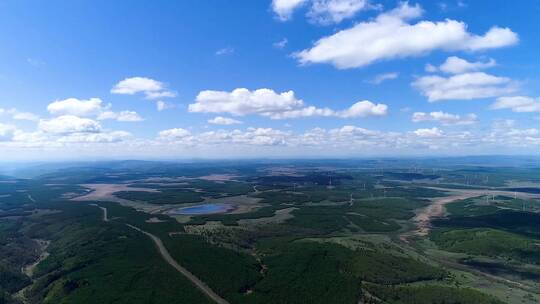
<box><xmin>168</xmin><ymin>203</ymin><xmax>234</xmax><ymax>215</ymax></box>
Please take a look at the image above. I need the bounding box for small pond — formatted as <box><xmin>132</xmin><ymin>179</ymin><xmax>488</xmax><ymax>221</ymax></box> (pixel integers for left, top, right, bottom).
<box><xmin>167</xmin><ymin>203</ymin><xmax>235</xmax><ymax>215</ymax></box>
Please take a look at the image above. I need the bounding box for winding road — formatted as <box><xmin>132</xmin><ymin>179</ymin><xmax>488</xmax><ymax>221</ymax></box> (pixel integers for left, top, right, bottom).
<box><xmin>93</xmin><ymin>204</ymin><xmax>229</xmax><ymax>304</ymax></box>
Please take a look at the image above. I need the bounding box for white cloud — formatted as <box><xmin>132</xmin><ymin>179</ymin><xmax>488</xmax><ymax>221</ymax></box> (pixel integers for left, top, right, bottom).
<box><xmin>47</xmin><ymin>98</ymin><xmax>106</xmax><ymax>117</ymax></box>
<box><xmin>272</xmin><ymin>0</ymin><xmax>371</xmax><ymax>24</ymax></box>
<box><xmin>274</xmin><ymin>100</ymin><xmax>388</xmax><ymax>119</ymax></box>
<box><xmin>208</xmin><ymin>116</ymin><xmax>242</xmax><ymax>125</ymax></box>
<box><xmin>111</xmin><ymin>77</ymin><xmax>176</xmax><ymax>100</ymax></box>
<box><xmin>189</xmin><ymin>88</ymin><xmax>304</xmax><ymax>116</ymax></box>
<box><xmin>425</xmin><ymin>63</ymin><xmax>438</xmax><ymax>73</ymax></box>
<box><xmin>12</xmin><ymin>112</ymin><xmax>40</xmax><ymax>121</ymax></box>
<box><xmin>0</xmin><ymin>123</ymin><xmax>17</xmax><ymax>141</ymax></box>
<box><xmin>307</xmin><ymin>0</ymin><xmax>370</xmax><ymax>24</ymax></box>
<box><xmin>47</xmin><ymin>98</ymin><xmax>143</xmax><ymax>122</ymax></box>
<box><xmin>295</xmin><ymin>2</ymin><xmax>518</xmax><ymax>69</ymax></box>
<box><xmin>216</xmin><ymin>47</ymin><xmax>235</xmax><ymax>56</ymax></box>
<box><xmin>189</xmin><ymin>88</ymin><xmax>387</xmax><ymax>119</ymax></box>
<box><xmin>156</xmin><ymin>100</ymin><xmax>174</xmax><ymax>111</ymax></box>
<box><xmin>158</xmin><ymin>127</ymin><xmax>290</xmax><ymax>147</ymax></box>
<box><xmin>56</xmin><ymin>131</ymin><xmax>132</xmax><ymax>143</ymax></box>
<box><xmin>337</xmin><ymin>100</ymin><xmax>388</xmax><ymax>118</ymax></box>
<box><xmin>485</xmin><ymin>121</ymin><xmax>540</xmax><ymax>147</ymax></box>
<box><xmin>263</xmin><ymin>105</ymin><xmax>333</xmax><ymax>119</ymax></box>
<box><xmin>272</xmin><ymin>0</ymin><xmax>308</xmax><ymax>21</ymax></box>
<box><xmin>429</xmin><ymin>56</ymin><xmax>496</xmax><ymax>74</ymax></box>
<box><xmin>158</xmin><ymin>128</ymin><xmax>192</xmax><ymax>141</ymax></box>
<box><xmin>0</xmin><ymin>108</ymin><xmax>40</xmax><ymax>121</ymax></box>
<box><xmin>490</xmin><ymin>96</ymin><xmax>540</xmax><ymax>113</ymax></box>
<box><xmin>39</xmin><ymin>115</ymin><xmax>102</xmax><ymax>134</ymax></box>
<box><xmin>412</xmin><ymin>72</ymin><xmax>517</xmax><ymax>102</ymax></box>
<box><xmin>199</xmin><ymin>128</ymin><xmax>289</xmax><ymax>146</ymax></box>
<box><xmin>144</xmin><ymin>91</ymin><xmax>177</xmax><ymax>99</ymax></box>
<box><xmin>368</xmin><ymin>72</ymin><xmax>399</xmax><ymax>84</ymax></box>
<box><xmin>273</xmin><ymin>38</ymin><xmax>288</xmax><ymax>49</ymax></box>
<box><xmin>5</xmin><ymin>120</ymin><xmax>540</xmax><ymax>158</ymax></box>
<box><xmin>233</xmin><ymin>128</ymin><xmax>288</xmax><ymax>146</ymax></box>
<box><xmin>412</xmin><ymin>111</ymin><xmax>477</xmax><ymax>125</ymax></box>
<box><xmin>413</xmin><ymin>127</ymin><xmax>444</xmax><ymax>138</ymax></box>
<box><xmin>97</xmin><ymin>110</ymin><xmax>144</xmax><ymax>122</ymax></box>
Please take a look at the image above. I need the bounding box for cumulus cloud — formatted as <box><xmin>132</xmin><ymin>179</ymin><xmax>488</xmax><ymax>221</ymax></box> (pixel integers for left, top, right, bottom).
<box><xmin>47</xmin><ymin>98</ymin><xmax>143</xmax><ymax>122</ymax></box>
<box><xmin>189</xmin><ymin>88</ymin><xmax>387</xmax><ymax>119</ymax></box>
<box><xmin>158</xmin><ymin>128</ymin><xmax>192</xmax><ymax>141</ymax></box>
<box><xmin>424</xmin><ymin>63</ymin><xmax>438</xmax><ymax>73</ymax></box>
<box><xmin>0</xmin><ymin>104</ymin><xmax>134</xmax><ymax>150</ymax></box>
<box><xmin>156</xmin><ymin>100</ymin><xmax>174</xmax><ymax>111</ymax></box>
<box><xmin>56</xmin><ymin>131</ymin><xmax>132</xmax><ymax>143</ymax></box>
<box><xmin>272</xmin><ymin>0</ymin><xmax>308</xmax><ymax>21</ymax></box>
<box><xmin>208</xmin><ymin>116</ymin><xmax>242</xmax><ymax>125</ymax></box>
<box><xmin>0</xmin><ymin>123</ymin><xmax>17</xmax><ymax>141</ymax></box>
<box><xmin>273</xmin><ymin>38</ymin><xmax>288</xmax><ymax>49</ymax></box>
<box><xmin>368</xmin><ymin>72</ymin><xmax>399</xmax><ymax>84</ymax></box>
<box><xmin>490</xmin><ymin>96</ymin><xmax>540</xmax><ymax>113</ymax></box>
<box><xmin>267</xmin><ymin>101</ymin><xmax>387</xmax><ymax>119</ymax></box>
<box><xmin>158</xmin><ymin>127</ymin><xmax>290</xmax><ymax>146</ymax></box>
<box><xmin>111</xmin><ymin>77</ymin><xmax>176</xmax><ymax>100</ymax></box>
<box><xmin>5</xmin><ymin>120</ymin><xmax>540</xmax><ymax>157</ymax></box>
<box><xmin>12</xmin><ymin>112</ymin><xmax>40</xmax><ymax>121</ymax></box>
<box><xmin>232</xmin><ymin>128</ymin><xmax>289</xmax><ymax>145</ymax></box>
<box><xmin>47</xmin><ymin>98</ymin><xmax>105</xmax><ymax>117</ymax></box>
<box><xmin>413</xmin><ymin>127</ymin><xmax>444</xmax><ymax>138</ymax></box>
<box><xmin>485</xmin><ymin>121</ymin><xmax>540</xmax><ymax>147</ymax></box>
<box><xmin>307</xmin><ymin>0</ymin><xmax>371</xmax><ymax>24</ymax></box>
<box><xmin>294</xmin><ymin>2</ymin><xmax>518</xmax><ymax>69</ymax></box>
<box><xmin>0</xmin><ymin>108</ymin><xmax>40</xmax><ymax>121</ymax></box>
<box><xmin>412</xmin><ymin>111</ymin><xmax>477</xmax><ymax>125</ymax></box>
<box><xmin>337</xmin><ymin>100</ymin><xmax>388</xmax><ymax>118</ymax></box>
<box><xmin>216</xmin><ymin>47</ymin><xmax>235</xmax><ymax>56</ymax></box>
<box><xmin>272</xmin><ymin>0</ymin><xmax>370</xmax><ymax>24</ymax></box>
<box><xmin>412</xmin><ymin>72</ymin><xmax>518</xmax><ymax>102</ymax></box>
<box><xmin>97</xmin><ymin>110</ymin><xmax>144</xmax><ymax>122</ymax></box>
<box><xmin>428</xmin><ymin>56</ymin><xmax>496</xmax><ymax>74</ymax></box>
<box><xmin>200</xmin><ymin>128</ymin><xmax>290</xmax><ymax>146</ymax></box>
<box><xmin>190</xmin><ymin>88</ymin><xmax>302</xmax><ymax>116</ymax></box>
<box><xmin>38</xmin><ymin>115</ymin><xmax>102</xmax><ymax>134</ymax></box>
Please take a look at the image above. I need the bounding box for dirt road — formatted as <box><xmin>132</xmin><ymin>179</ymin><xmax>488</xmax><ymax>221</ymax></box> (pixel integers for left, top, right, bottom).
<box><xmin>126</xmin><ymin>224</ymin><xmax>230</xmax><ymax>304</ymax></box>
<box><xmin>92</xmin><ymin>204</ymin><xmax>228</xmax><ymax>304</ymax></box>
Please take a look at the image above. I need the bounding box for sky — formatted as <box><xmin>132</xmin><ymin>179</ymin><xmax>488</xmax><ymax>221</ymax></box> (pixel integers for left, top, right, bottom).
<box><xmin>0</xmin><ymin>0</ymin><xmax>539</xmax><ymax>160</ymax></box>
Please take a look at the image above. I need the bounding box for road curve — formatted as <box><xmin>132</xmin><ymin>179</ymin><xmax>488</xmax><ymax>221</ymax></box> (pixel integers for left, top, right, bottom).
<box><xmin>90</xmin><ymin>204</ymin><xmax>109</xmax><ymax>222</ymax></box>
<box><xmin>125</xmin><ymin>224</ymin><xmax>229</xmax><ymax>304</ymax></box>
<box><xmin>92</xmin><ymin>204</ymin><xmax>228</xmax><ymax>304</ymax></box>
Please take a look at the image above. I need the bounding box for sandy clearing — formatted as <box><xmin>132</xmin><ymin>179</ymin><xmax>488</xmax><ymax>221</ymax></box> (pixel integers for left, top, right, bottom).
<box><xmin>401</xmin><ymin>187</ymin><xmax>540</xmax><ymax>242</ymax></box>
<box><xmin>71</xmin><ymin>183</ymin><xmax>167</xmax><ymax>212</ymax></box>
<box><xmin>146</xmin><ymin>217</ymin><xmax>166</xmax><ymax>223</ymax></box>
<box><xmin>22</xmin><ymin>239</ymin><xmax>50</xmax><ymax>277</ymax></box>
<box><xmin>73</xmin><ymin>183</ymin><xmax>159</xmax><ymax>201</ymax></box>
<box><xmin>412</xmin><ymin>193</ymin><xmax>478</xmax><ymax>237</ymax></box>
<box><xmin>197</xmin><ymin>174</ymin><xmax>239</xmax><ymax>181</ymax></box>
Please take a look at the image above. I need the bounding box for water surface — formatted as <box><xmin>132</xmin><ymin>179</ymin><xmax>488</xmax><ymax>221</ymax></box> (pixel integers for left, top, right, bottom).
<box><xmin>168</xmin><ymin>203</ymin><xmax>234</xmax><ymax>215</ymax></box>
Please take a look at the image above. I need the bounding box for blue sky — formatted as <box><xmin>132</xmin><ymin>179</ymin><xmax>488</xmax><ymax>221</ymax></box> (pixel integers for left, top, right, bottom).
<box><xmin>0</xmin><ymin>0</ymin><xmax>539</xmax><ymax>160</ymax></box>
